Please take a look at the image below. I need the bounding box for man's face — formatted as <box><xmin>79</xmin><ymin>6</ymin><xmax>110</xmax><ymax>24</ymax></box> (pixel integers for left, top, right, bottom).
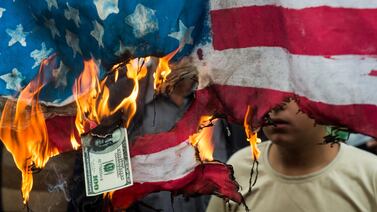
<box><xmin>262</xmin><ymin>100</ymin><xmax>324</xmax><ymax>146</ymax></box>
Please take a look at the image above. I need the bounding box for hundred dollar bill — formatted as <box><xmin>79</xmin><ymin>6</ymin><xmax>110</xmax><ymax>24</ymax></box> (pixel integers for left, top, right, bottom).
<box><xmin>82</xmin><ymin>127</ymin><xmax>133</xmax><ymax>196</ymax></box>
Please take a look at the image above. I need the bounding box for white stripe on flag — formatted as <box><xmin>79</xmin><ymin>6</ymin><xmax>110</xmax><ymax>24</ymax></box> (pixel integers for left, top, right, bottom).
<box><xmin>131</xmin><ymin>141</ymin><xmax>199</xmax><ymax>183</ymax></box>
<box><xmin>194</xmin><ymin>46</ymin><xmax>377</xmax><ymax>105</ymax></box>
<box><xmin>211</xmin><ymin>0</ymin><xmax>377</xmax><ymax>10</ymax></box>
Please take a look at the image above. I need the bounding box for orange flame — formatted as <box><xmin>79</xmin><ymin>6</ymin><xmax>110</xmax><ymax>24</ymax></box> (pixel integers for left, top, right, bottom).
<box><xmin>70</xmin><ymin>133</ymin><xmax>80</xmax><ymax>150</ymax></box>
<box><xmin>189</xmin><ymin>116</ymin><xmax>215</xmax><ymax>161</ymax></box>
<box><xmin>73</xmin><ymin>58</ymin><xmax>149</xmax><ymax>135</ymax></box>
<box><xmin>111</xmin><ymin>63</ymin><xmax>123</xmax><ymax>83</ymax></box>
<box><xmin>244</xmin><ymin>106</ymin><xmax>261</xmax><ymax>160</ymax></box>
<box><xmin>153</xmin><ymin>48</ymin><xmax>180</xmax><ymax>92</ymax></box>
<box><xmin>104</xmin><ymin>191</ymin><xmax>114</xmax><ymax>200</ymax></box>
<box><xmin>0</xmin><ymin>60</ymin><xmax>59</xmax><ymax>203</ymax></box>
<box><xmin>114</xmin><ymin>69</ymin><xmax>120</xmax><ymax>82</ymax></box>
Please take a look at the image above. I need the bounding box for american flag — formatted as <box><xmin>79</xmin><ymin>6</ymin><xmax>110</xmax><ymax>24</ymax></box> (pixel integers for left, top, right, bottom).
<box><xmin>0</xmin><ymin>0</ymin><xmax>242</xmax><ymax>209</ymax></box>
<box><xmin>2</xmin><ymin>0</ymin><xmax>377</xmax><ymax>209</ymax></box>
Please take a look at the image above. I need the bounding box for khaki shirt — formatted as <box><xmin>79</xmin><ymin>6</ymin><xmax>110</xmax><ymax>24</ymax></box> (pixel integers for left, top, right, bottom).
<box><xmin>207</xmin><ymin>142</ymin><xmax>377</xmax><ymax>212</ymax></box>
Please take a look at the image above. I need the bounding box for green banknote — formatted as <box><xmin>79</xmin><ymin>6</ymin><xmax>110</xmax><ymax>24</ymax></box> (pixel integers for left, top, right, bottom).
<box><xmin>82</xmin><ymin>127</ymin><xmax>133</xmax><ymax>196</ymax></box>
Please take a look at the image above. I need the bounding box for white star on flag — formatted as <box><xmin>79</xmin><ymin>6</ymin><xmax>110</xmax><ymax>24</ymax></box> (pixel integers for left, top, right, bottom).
<box><xmin>0</xmin><ymin>68</ymin><xmax>24</xmax><ymax>91</ymax></box>
<box><xmin>125</xmin><ymin>4</ymin><xmax>159</xmax><ymax>38</ymax></box>
<box><xmin>169</xmin><ymin>20</ymin><xmax>195</xmax><ymax>47</ymax></box>
<box><xmin>90</xmin><ymin>20</ymin><xmax>104</xmax><ymax>48</ymax></box>
<box><xmin>52</xmin><ymin>61</ymin><xmax>68</xmax><ymax>88</ymax></box>
<box><xmin>44</xmin><ymin>18</ymin><xmax>61</xmax><ymax>39</ymax></box>
<box><xmin>6</xmin><ymin>24</ymin><xmax>29</xmax><ymax>47</ymax></box>
<box><xmin>30</xmin><ymin>42</ymin><xmax>54</xmax><ymax>69</ymax></box>
<box><xmin>94</xmin><ymin>0</ymin><xmax>119</xmax><ymax>20</ymax></box>
<box><xmin>64</xmin><ymin>3</ymin><xmax>81</xmax><ymax>28</ymax></box>
<box><xmin>65</xmin><ymin>30</ymin><xmax>82</xmax><ymax>58</ymax></box>
<box><xmin>0</xmin><ymin>8</ymin><xmax>5</xmax><ymax>18</ymax></box>
<box><xmin>45</xmin><ymin>0</ymin><xmax>58</xmax><ymax>11</ymax></box>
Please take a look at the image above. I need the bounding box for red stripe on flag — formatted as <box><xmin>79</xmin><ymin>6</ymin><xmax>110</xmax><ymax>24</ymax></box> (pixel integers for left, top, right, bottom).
<box><xmin>111</xmin><ymin>162</ymin><xmax>242</xmax><ymax>209</ymax></box>
<box><xmin>211</xmin><ymin>6</ymin><xmax>377</xmax><ymax>55</ymax></box>
<box><xmin>298</xmin><ymin>97</ymin><xmax>377</xmax><ymax>138</ymax></box>
<box><xmin>212</xmin><ymin>85</ymin><xmax>377</xmax><ymax>138</ymax></box>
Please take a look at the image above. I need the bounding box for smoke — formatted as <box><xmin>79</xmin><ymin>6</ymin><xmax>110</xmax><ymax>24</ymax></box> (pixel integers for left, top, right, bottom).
<box><xmin>46</xmin><ymin>164</ymin><xmax>71</xmax><ymax>202</ymax></box>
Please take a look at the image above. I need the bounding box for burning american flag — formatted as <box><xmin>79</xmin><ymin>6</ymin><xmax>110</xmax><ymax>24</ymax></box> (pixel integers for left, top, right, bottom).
<box><xmin>0</xmin><ymin>0</ymin><xmax>377</xmax><ymax>210</ymax></box>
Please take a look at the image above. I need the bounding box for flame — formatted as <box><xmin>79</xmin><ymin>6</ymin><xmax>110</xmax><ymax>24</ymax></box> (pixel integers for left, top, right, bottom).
<box><xmin>104</xmin><ymin>191</ymin><xmax>114</xmax><ymax>200</ymax></box>
<box><xmin>111</xmin><ymin>63</ymin><xmax>123</xmax><ymax>82</ymax></box>
<box><xmin>153</xmin><ymin>48</ymin><xmax>180</xmax><ymax>92</ymax></box>
<box><xmin>70</xmin><ymin>133</ymin><xmax>80</xmax><ymax>150</ymax></box>
<box><xmin>0</xmin><ymin>60</ymin><xmax>59</xmax><ymax>203</ymax></box>
<box><xmin>114</xmin><ymin>69</ymin><xmax>119</xmax><ymax>82</ymax></box>
<box><xmin>73</xmin><ymin>58</ymin><xmax>149</xmax><ymax>134</ymax></box>
<box><xmin>189</xmin><ymin>116</ymin><xmax>215</xmax><ymax>161</ymax></box>
<box><xmin>244</xmin><ymin>106</ymin><xmax>261</xmax><ymax>160</ymax></box>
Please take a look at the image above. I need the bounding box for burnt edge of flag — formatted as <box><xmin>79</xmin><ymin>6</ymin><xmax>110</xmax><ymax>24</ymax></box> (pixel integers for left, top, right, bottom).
<box><xmin>172</xmin><ymin>161</ymin><xmax>244</xmax><ymax>203</ymax></box>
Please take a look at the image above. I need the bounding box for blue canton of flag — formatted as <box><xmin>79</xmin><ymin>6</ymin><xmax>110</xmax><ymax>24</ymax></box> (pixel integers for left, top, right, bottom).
<box><xmin>0</xmin><ymin>0</ymin><xmax>209</xmax><ymax>105</ymax></box>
